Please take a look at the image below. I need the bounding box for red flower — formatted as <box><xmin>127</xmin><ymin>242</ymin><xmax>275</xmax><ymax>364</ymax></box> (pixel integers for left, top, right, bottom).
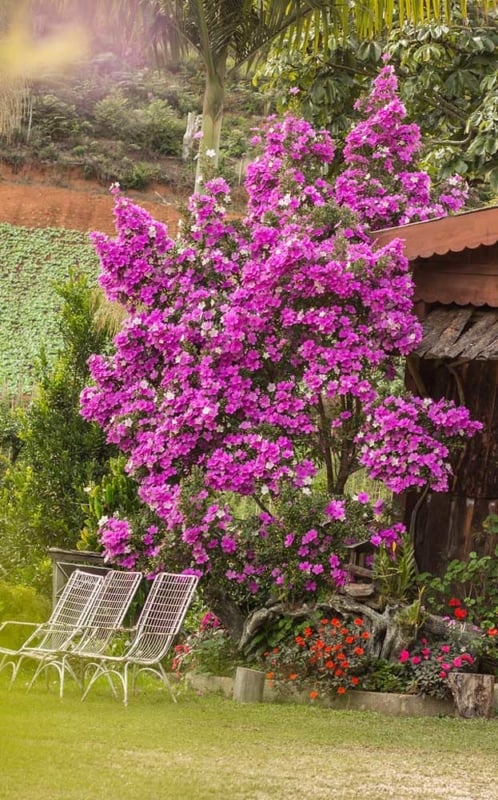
<box><xmin>350</xmin><ymin>676</ymin><xmax>360</xmax><ymax>686</ymax></box>
<box><xmin>325</xmin><ymin>660</ymin><xmax>335</xmax><ymax>669</ymax></box>
<box><xmin>353</xmin><ymin>618</ymin><xmax>363</xmax><ymax>626</ymax></box>
<box><xmin>337</xmin><ymin>686</ymin><xmax>346</xmax><ymax>695</ymax></box>
<box><xmin>309</xmin><ymin>690</ymin><xmax>319</xmax><ymax>700</ymax></box>
<box><xmin>454</xmin><ymin>607</ymin><xmax>467</xmax><ymax>620</ymax></box>
<box><xmin>353</xmin><ymin>646</ymin><xmax>364</xmax><ymax>656</ymax></box>
<box><xmin>361</xmin><ymin>631</ymin><xmax>370</xmax><ymax>639</ymax></box>
<box><xmin>448</xmin><ymin>598</ymin><xmax>461</xmax><ymax>607</ymax></box>
<box><xmin>345</xmin><ymin>635</ymin><xmax>355</xmax><ymax>644</ymax></box>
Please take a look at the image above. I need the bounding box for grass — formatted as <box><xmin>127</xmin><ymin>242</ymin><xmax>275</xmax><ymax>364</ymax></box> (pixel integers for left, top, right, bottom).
<box><xmin>1</xmin><ymin>675</ymin><xmax>497</xmax><ymax>800</ymax></box>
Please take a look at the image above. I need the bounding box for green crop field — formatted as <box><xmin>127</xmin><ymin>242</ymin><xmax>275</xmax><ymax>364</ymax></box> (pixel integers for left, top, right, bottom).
<box><xmin>0</xmin><ymin>224</ymin><xmax>99</xmax><ymax>393</ymax></box>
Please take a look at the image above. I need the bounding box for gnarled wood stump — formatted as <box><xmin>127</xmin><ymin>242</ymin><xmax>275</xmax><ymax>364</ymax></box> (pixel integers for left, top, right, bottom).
<box><xmin>447</xmin><ymin>672</ymin><xmax>495</xmax><ymax>718</ymax></box>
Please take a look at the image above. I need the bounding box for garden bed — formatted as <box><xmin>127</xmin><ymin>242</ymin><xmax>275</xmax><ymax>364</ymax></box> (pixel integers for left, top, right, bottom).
<box><xmin>186</xmin><ymin>673</ymin><xmax>498</xmax><ymax>718</ymax></box>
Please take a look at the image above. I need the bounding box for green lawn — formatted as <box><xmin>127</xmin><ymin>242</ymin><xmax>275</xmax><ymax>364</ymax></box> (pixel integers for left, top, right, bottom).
<box><xmin>0</xmin><ymin>676</ymin><xmax>497</xmax><ymax>800</ymax></box>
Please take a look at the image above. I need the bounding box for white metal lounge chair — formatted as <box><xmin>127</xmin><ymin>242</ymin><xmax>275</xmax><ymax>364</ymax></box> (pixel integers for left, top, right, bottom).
<box><xmin>26</xmin><ymin>569</ymin><xmax>143</xmax><ymax>698</ymax></box>
<box><xmin>82</xmin><ymin>572</ymin><xmax>199</xmax><ymax>704</ymax></box>
<box><xmin>0</xmin><ymin>569</ymin><xmax>103</xmax><ymax>685</ymax></box>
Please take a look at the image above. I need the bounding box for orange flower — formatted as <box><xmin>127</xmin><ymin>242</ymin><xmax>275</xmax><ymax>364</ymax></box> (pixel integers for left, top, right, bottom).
<box><xmin>337</xmin><ymin>686</ymin><xmax>346</xmax><ymax>694</ymax></box>
<box><xmin>266</xmin><ymin>672</ymin><xmax>274</xmax><ymax>680</ymax></box>
<box><xmin>289</xmin><ymin>673</ymin><xmax>298</xmax><ymax>681</ymax></box>
<box><xmin>353</xmin><ymin>646</ymin><xmax>364</xmax><ymax>656</ymax></box>
<box><xmin>321</xmin><ymin>618</ymin><xmax>329</xmax><ymax>625</ymax></box>
<box><xmin>309</xmin><ymin>690</ymin><xmax>319</xmax><ymax>700</ymax></box>
<box><xmin>353</xmin><ymin>618</ymin><xmax>363</xmax><ymax>626</ymax></box>
<box><xmin>272</xmin><ymin>647</ymin><xmax>279</xmax><ymax>653</ymax></box>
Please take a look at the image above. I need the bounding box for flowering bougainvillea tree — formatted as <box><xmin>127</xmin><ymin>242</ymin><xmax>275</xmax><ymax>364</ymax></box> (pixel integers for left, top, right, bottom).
<box><xmin>81</xmin><ymin>66</ymin><xmax>481</xmax><ymax>633</ymax></box>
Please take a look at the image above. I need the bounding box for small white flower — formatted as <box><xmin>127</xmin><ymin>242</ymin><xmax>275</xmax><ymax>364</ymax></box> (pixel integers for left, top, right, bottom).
<box><xmin>205</xmin><ymin>149</ymin><xmax>217</xmax><ymax>158</ymax></box>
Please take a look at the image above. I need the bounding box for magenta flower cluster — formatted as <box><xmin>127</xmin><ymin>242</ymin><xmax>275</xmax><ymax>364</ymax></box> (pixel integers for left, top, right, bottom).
<box><xmin>357</xmin><ymin>396</ymin><xmax>482</xmax><ymax>493</ymax></box>
<box><xmin>81</xmin><ymin>66</ymin><xmax>481</xmax><ymax>597</ymax></box>
<box><xmin>334</xmin><ymin>65</ymin><xmax>468</xmax><ymax>230</ymax></box>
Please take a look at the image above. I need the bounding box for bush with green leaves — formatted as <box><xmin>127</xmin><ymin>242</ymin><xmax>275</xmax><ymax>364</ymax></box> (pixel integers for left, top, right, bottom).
<box><xmin>0</xmin><ymin>273</ymin><xmax>117</xmax><ymax>589</ymax></box>
<box><xmin>419</xmin><ymin>545</ymin><xmax>498</xmax><ymax>631</ymax></box>
<box><xmin>0</xmin><ymin>580</ymin><xmax>51</xmax><ymax>649</ymax></box>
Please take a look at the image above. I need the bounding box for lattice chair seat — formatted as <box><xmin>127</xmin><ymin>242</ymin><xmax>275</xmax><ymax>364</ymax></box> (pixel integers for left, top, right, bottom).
<box><xmin>82</xmin><ymin>572</ymin><xmax>199</xmax><ymax>705</ymax></box>
<box><xmin>26</xmin><ymin>569</ymin><xmax>143</xmax><ymax>698</ymax></box>
<box><xmin>0</xmin><ymin>569</ymin><xmax>103</xmax><ymax>686</ymax></box>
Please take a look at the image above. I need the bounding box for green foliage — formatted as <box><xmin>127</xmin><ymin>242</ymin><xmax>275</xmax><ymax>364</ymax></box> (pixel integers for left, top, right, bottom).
<box><xmin>30</xmin><ymin>94</ymin><xmax>83</xmax><ymax>142</ymax></box>
<box><xmin>0</xmin><ymin>579</ymin><xmax>50</xmax><ymax>622</ymax></box>
<box><xmin>78</xmin><ymin>455</ymin><xmax>144</xmax><ymax>552</ymax></box>
<box><xmin>0</xmin><ymin>273</ymin><xmax>116</xmax><ymax>586</ymax></box>
<box><xmin>0</xmin><ymin>579</ymin><xmax>51</xmax><ymax>649</ymax></box>
<box><xmin>0</xmin><ymin>224</ymin><xmax>99</xmax><ymax>392</ymax></box>
<box><xmin>373</xmin><ymin>535</ymin><xmax>418</xmax><ymax>603</ymax></box>
<box><xmin>244</xmin><ymin>615</ymin><xmax>306</xmax><ymax>661</ymax></box>
<box><xmin>419</xmin><ymin>545</ymin><xmax>498</xmax><ymax>629</ymax></box>
<box><xmin>262</xmin><ymin>614</ymin><xmax>370</xmax><ymax>699</ymax></box>
<box><xmin>93</xmin><ymin>89</ymin><xmax>131</xmax><ymax>137</ymax></box>
<box><xmin>356</xmin><ymin>658</ymin><xmax>410</xmax><ymax>693</ymax></box>
<box><xmin>259</xmin><ymin>4</ymin><xmax>498</xmax><ymax>197</ymax></box>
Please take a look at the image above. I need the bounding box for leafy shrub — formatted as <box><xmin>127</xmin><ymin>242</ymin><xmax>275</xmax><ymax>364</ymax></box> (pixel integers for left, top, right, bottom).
<box><xmin>93</xmin><ymin>89</ymin><xmax>130</xmax><ymax>138</ymax></box>
<box><xmin>131</xmin><ymin>99</ymin><xmax>184</xmax><ymax>155</ymax></box>
<box><xmin>0</xmin><ymin>580</ymin><xmax>51</xmax><ymax>649</ymax></box>
<box><xmin>0</xmin><ymin>580</ymin><xmax>50</xmax><ymax>622</ymax></box>
<box><xmin>397</xmin><ymin>638</ymin><xmax>476</xmax><ymax>699</ymax></box>
<box><xmin>0</xmin><ymin>274</ymin><xmax>116</xmax><ymax>586</ymax></box>
<box><xmin>355</xmin><ymin>658</ymin><xmax>411</xmax><ymax>694</ymax></box>
<box><xmin>419</xmin><ymin>546</ymin><xmax>498</xmax><ymax>629</ymax></box>
<box><xmin>172</xmin><ymin>611</ymin><xmax>241</xmax><ymax>678</ymax></box>
<box><xmin>31</xmin><ymin>94</ymin><xmax>82</xmax><ymax>141</ymax></box>
<box><xmin>263</xmin><ymin>615</ymin><xmax>371</xmax><ymax>699</ymax></box>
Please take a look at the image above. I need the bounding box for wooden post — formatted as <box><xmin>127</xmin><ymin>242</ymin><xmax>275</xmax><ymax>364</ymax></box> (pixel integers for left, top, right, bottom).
<box><xmin>447</xmin><ymin>672</ymin><xmax>495</xmax><ymax>718</ymax></box>
<box><xmin>233</xmin><ymin>667</ymin><xmax>265</xmax><ymax>703</ymax></box>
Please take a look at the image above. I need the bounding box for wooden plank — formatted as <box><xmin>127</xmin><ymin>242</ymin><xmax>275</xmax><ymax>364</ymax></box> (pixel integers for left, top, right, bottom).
<box><xmin>426</xmin><ymin>308</ymin><xmax>473</xmax><ymax>358</ymax></box>
<box><xmin>413</xmin><ymin>272</ymin><xmax>498</xmax><ymax>306</ymax></box>
<box><xmin>462</xmin><ymin>318</ymin><xmax>498</xmax><ymax>359</ymax></box>
<box><xmin>416</xmin><ymin>308</ymin><xmax>457</xmax><ymax>356</ymax></box>
<box><xmin>479</xmin><ymin>325</ymin><xmax>498</xmax><ymax>359</ymax></box>
<box><xmin>443</xmin><ymin>311</ymin><xmax>498</xmax><ymax>359</ymax></box>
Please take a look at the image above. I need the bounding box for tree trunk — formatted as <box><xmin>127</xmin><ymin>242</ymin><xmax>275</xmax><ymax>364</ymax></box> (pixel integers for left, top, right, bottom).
<box><xmin>447</xmin><ymin>672</ymin><xmax>495</xmax><ymax>718</ymax></box>
<box><xmin>194</xmin><ymin>50</ymin><xmax>226</xmax><ymax>192</ymax></box>
<box><xmin>233</xmin><ymin>667</ymin><xmax>265</xmax><ymax>703</ymax></box>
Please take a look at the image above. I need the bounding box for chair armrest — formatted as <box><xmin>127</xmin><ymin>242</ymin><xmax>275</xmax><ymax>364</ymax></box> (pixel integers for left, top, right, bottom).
<box><xmin>0</xmin><ymin>620</ymin><xmax>40</xmax><ymax>632</ymax></box>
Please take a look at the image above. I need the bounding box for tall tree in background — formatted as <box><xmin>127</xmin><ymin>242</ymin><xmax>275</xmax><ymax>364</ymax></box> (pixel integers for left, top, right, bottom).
<box><xmin>6</xmin><ymin>0</ymin><xmax>496</xmax><ymax>188</ymax></box>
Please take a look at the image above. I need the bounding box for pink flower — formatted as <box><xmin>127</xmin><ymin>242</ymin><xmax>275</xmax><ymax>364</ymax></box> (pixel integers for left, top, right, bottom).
<box><xmin>399</xmin><ymin>650</ymin><xmax>410</xmax><ymax>663</ymax></box>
